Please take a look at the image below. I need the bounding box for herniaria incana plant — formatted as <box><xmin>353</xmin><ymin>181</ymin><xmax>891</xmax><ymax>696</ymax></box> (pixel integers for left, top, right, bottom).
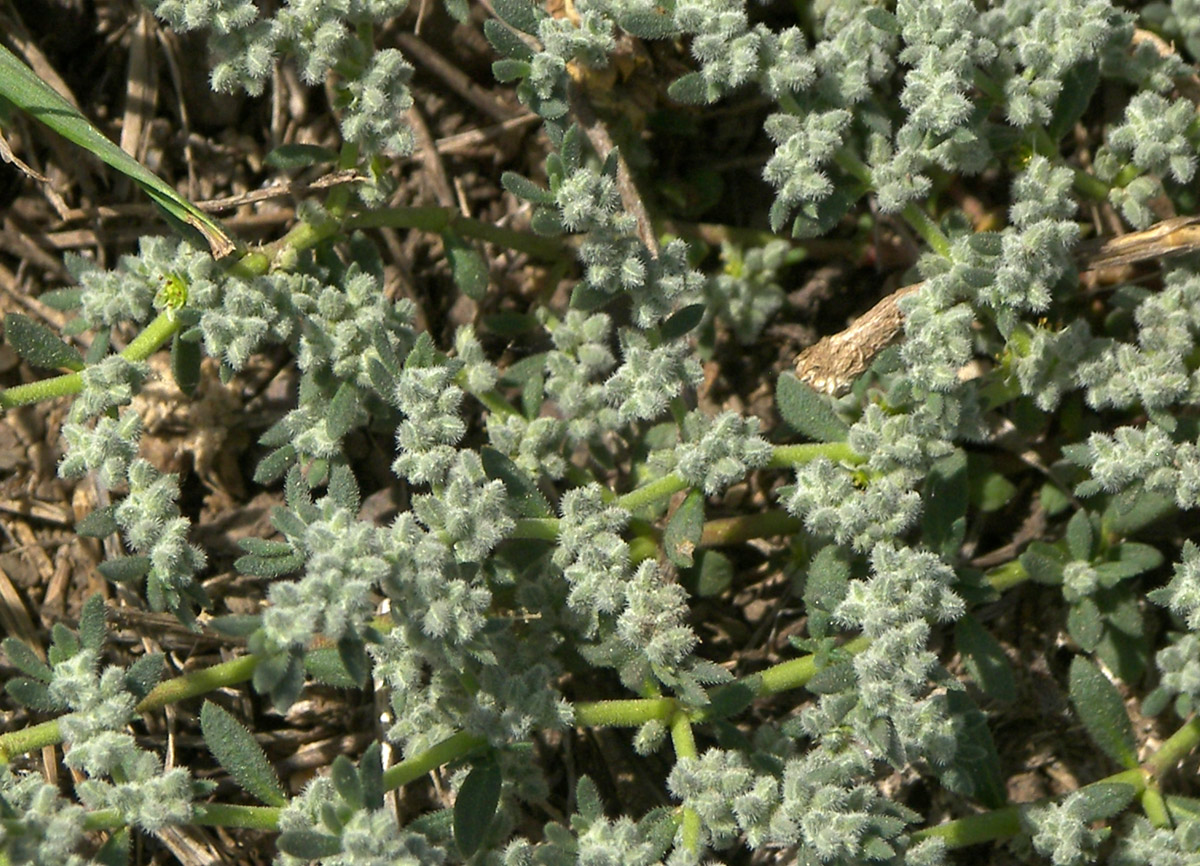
<box><xmin>5</xmin><ymin>0</ymin><xmax>1200</xmax><ymax>864</ymax></box>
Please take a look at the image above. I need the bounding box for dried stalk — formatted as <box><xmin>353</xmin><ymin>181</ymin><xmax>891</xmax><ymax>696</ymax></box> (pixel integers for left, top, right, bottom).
<box><xmin>794</xmin><ymin>216</ymin><xmax>1200</xmax><ymax>395</ymax></box>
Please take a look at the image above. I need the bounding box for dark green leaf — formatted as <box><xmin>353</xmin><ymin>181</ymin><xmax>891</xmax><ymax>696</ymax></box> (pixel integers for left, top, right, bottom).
<box><xmin>703</xmin><ymin>679</ymin><xmax>756</xmax><ymax>721</ymax></box>
<box><xmin>1065</xmin><ymin>510</ymin><xmax>1094</xmax><ymax>562</ymax></box>
<box><xmin>92</xmin><ymin>827</ymin><xmax>130</xmax><ymax>866</ymax></box>
<box><xmin>326</xmin><ymin>381</ymin><xmax>361</xmax><ymax>442</ymax></box>
<box><xmin>968</xmin><ymin>469</ymin><xmax>1017</xmax><ymax>513</ymax></box>
<box><xmin>660</xmin><ymin>304</ymin><xmax>705</xmax><ymax>341</ymax></box>
<box><xmin>83</xmin><ymin>329</ymin><xmax>110</xmax><ymax>365</ymax></box>
<box><xmin>481</xmin><ymin>446</ymin><xmax>552</xmax><ymax>517</ymax></box>
<box><xmin>667</xmin><ymin>72</ymin><xmax>711</xmax><ymax>105</ymax></box>
<box><xmin>804</xmin><ymin>545</ymin><xmax>850</xmax><ymax>639</ymax></box>
<box><xmin>864</xmin><ymin>7</ymin><xmax>901</xmax><ymax>32</ymax></box>
<box><xmin>277</xmin><ymin>831</ymin><xmax>343</xmax><ymax>859</ymax></box>
<box><xmin>694</xmin><ymin>550</ymin><xmax>733</xmax><ymax>598</ymax></box>
<box><xmin>169</xmin><ymin>330</ymin><xmax>202</xmax><ymax>397</ymax></box>
<box><xmin>491</xmin><ymin>58</ymin><xmax>532</xmax><ymax>83</ymax></box>
<box><xmin>336</xmin><ymin>636</ymin><xmax>370</xmax><ymax>689</ymax></box>
<box><xmin>2</xmin><ymin>637</ymin><xmax>51</xmax><ymax>681</ymax></box>
<box><xmin>207</xmin><ymin>615</ymin><xmax>263</xmax><ymax>638</ymax></box>
<box><xmin>234</xmin><ymin>552</ymin><xmax>305</xmax><ymax>578</ymax></box>
<box><xmin>1020</xmin><ymin>541</ymin><xmax>1068</xmax><ymax>585</ymax></box>
<box><xmin>483</xmin><ymin>311</ymin><xmax>538</xmax><ymax>336</ymax></box>
<box><xmin>498</xmin><ymin>352</ymin><xmax>547</xmax><ymax>387</ymax></box>
<box><xmin>5</xmin><ymin>677</ymin><xmax>60</xmax><ymax>711</ymax></box>
<box><xmin>444</xmin><ymin>231</ymin><xmax>490</xmax><ymax>300</ymax></box>
<box><xmin>569</xmin><ymin>282</ymin><xmax>612</xmax><ymax>311</ymax></box>
<box><xmin>492</xmin><ymin>0</ymin><xmax>542</xmax><ymax>33</ymax></box>
<box><xmin>806</xmin><ymin>661</ymin><xmax>855</xmax><ymax>694</ymax></box>
<box><xmin>330</xmin><ymin>464</ymin><xmax>361</xmax><ymax>511</ymax></box>
<box><xmin>3</xmin><ymin>312</ymin><xmax>83</xmax><ymax>371</ymax></box>
<box><xmin>38</xmin><ymin>287</ymin><xmax>83</xmax><ymax>311</ymax></box>
<box><xmin>1103</xmin><ymin>488</ymin><xmax>1175</xmax><ymax>536</ymax></box>
<box><xmin>253</xmin><ymin>649</ymin><xmax>305</xmax><ymax>712</ymax></box>
<box><xmin>664</xmin><ymin>488</ymin><xmax>704</xmax><ymax>567</ymax></box>
<box><xmin>1142</xmin><ymin>685</ymin><xmax>1170</xmax><ymax>718</ymax></box>
<box><xmin>200</xmin><ymin>701</ymin><xmax>286</xmax><ymax>807</ymax></box>
<box><xmin>123</xmin><ymin>653</ymin><xmax>165</xmax><ymax>700</ymax></box>
<box><xmin>1048</xmin><ymin>60</ymin><xmax>1099</xmax><ymax>142</ymax></box>
<box><xmin>1069</xmin><ymin>656</ymin><xmax>1137</xmax><ymax>769</ymax></box>
<box><xmin>271</xmin><ymin>506</ymin><xmax>310</xmax><ymax>542</ymax></box>
<box><xmin>78</xmin><ymin>594</ymin><xmax>106</xmax><ymax>653</ymax></box>
<box><xmin>1094</xmin><ymin>543</ymin><xmax>1163</xmax><ymax>585</ymax></box>
<box><xmin>254</xmin><ymin>445</ymin><xmax>297</xmax><ymax>485</ymax></box>
<box><xmin>1068</xmin><ymin>597</ymin><xmax>1104</xmax><ymax>651</ymax></box>
<box><xmin>304</xmin><ymin>647</ymin><xmax>363</xmax><ymax>688</ymax></box>
<box><xmin>237</xmin><ymin>537</ymin><xmax>296</xmax><ymax>557</ymax></box>
<box><xmin>360</xmin><ymin>742</ymin><xmax>384</xmax><ymax>811</ymax></box>
<box><xmin>616</xmin><ymin>7</ymin><xmax>677</xmax><ymax>38</ymax></box>
<box><xmin>923</xmin><ymin>450</ymin><xmax>968</xmax><ymax>559</ymax></box>
<box><xmin>331</xmin><ymin>754</ymin><xmax>363</xmax><ymax>810</ymax></box>
<box><xmin>76</xmin><ymin>505</ymin><xmax>119</xmax><ymax>538</ymax></box>
<box><xmin>484</xmin><ymin>20</ymin><xmax>535</xmax><ymax>61</ymax></box>
<box><xmin>49</xmin><ymin>622</ymin><xmax>79</xmax><ymax>662</ymax></box>
<box><xmin>443</xmin><ymin>0</ymin><xmax>470</xmax><ymax>22</ymax></box>
<box><xmin>521</xmin><ymin>369</ymin><xmax>544</xmax><ymax>419</ymax></box>
<box><xmin>530</xmin><ymin>206</ymin><xmax>565</xmax><ymax>236</ymax></box>
<box><xmin>955</xmin><ymin>615</ymin><xmax>1015</xmax><ymax>703</ymax></box>
<box><xmin>1075</xmin><ymin>782</ymin><xmax>1136</xmax><ymax>821</ymax></box>
<box><xmin>776</xmin><ymin>374</ymin><xmax>849</xmax><ymax>442</ymax></box>
<box><xmin>455</xmin><ymin>758</ymin><xmax>503</xmax><ymax>858</ymax></box>
<box><xmin>936</xmin><ymin>691</ymin><xmax>1007</xmax><ymax>808</ymax></box>
<box><xmin>264</xmin><ymin>144</ymin><xmax>338</xmax><ymax>170</ymax></box>
<box><xmin>98</xmin><ymin>555</ymin><xmax>151</xmax><ymax>584</ymax></box>
<box><xmin>320</xmin><ymin>800</ymin><xmax>345</xmax><ymax>834</ymax></box>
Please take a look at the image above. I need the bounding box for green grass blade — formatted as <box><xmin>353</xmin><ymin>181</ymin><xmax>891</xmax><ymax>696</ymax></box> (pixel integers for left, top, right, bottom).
<box><xmin>0</xmin><ymin>44</ymin><xmax>236</xmax><ymax>258</ymax></box>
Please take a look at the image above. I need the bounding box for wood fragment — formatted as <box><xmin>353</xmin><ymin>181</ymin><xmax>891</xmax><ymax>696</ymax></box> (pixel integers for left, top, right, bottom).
<box><xmin>795</xmin><ymin>216</ymin><xmax>1200</xmax><ymax>396</ymax></box>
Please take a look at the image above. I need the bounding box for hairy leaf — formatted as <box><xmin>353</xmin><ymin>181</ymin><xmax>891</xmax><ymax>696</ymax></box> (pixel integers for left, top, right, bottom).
<box><xmin>3</xmin><ymin>312</ymin><xmax>84</xmax><ymax>371</ymax></box>
<box><xmin>200</xmin><ymin>701</ymin><xmax>287</xmax><ymax>807</ymax></box>
<box><xmin>776</xmin><ymin>373</ymin><xmax>849</xmax><ymax>442</ymax></box>
<box><xmin>1068</xmin><ymin>657</ymin><xmax>1137</xmax><ymax>769</ymax></box>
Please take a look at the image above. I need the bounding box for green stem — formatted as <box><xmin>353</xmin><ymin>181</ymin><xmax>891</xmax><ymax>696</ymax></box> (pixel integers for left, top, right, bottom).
<box><xmin>900</xmin><ymin>202</ymin><xmax>951</xmax><ymax>258</ymax></box>
<box><xmin>1072</xmin><ymin>167</ymin><xmax>1110</xmax><ymax>202</ymax></box>
<box><xmin>136</xmin><ymin>654</ymin><xmax>259</xmax><ymax>713</ymax></box>
<box><xmin>383</xmin><ymin>730</ymin><xmax>487</xmax><ymax>790</ymax></box>
<box><xmin>914</xmin><ymin>768</ymin><xmax>1150</xmax><ymax>849</ymax></box>
<box><xmin>1147</xmin><ymin>715</ymin><xmax>1200</xmax><ymax>776</ymax></box>
<box><xmin>0</xmin><ymin>309</ymin><xmax>184</xmax><ymax>409</ymax></box>
<box><xmin>474</xmin><ymin>388</ymin><xmax>522</xmax><ymax>418</ymax></box>
<box><xmin>192</xmin><ymin>803</ymin><xmax>282</xmax><ymax>830</ymax></box>
<box><xmin>0</xmin><ymin>371</ymin><xmax>83</xmax><ymax>408</ymax></box>
<box><xmin>768</xmin><ymin>442</ymin><xmax>863</xmax><ymax>468</ymax></box>
<box><xmin>617</xmin><ymin>473</ymin><xmax>690</xmax><ymax>512</ymax></box>
<box><xmin>670</xmin><ymin>710</ymin><xmax>702</xmax><ymax>853</ymax></box>
<box><xmin>0</xmin><ymin>719</ymin><xmax>61</xmax><ymax>763</ymax></box>
<box><xmin>511</xmin><ymin>518</ymin><xmax>561</xmax><ymax>541</ymax></box>
<box><xmin>574</xmin><ymin>697</ymin><xmax>677</xmax><ymax>727</ymax></box>
<box><xmin>985</xmin><ymin>559</ymin><xmax>1030</xmax><ymax>593</ymax></box>
<box><xmin>700</xmin><ymin>510</ymin><xmax>803</xmax><ymax>546</ymax></box>
<box><xmin>760</xmin><ymin>635</ymin><xmax>870</xmax><ymax>695</ymax></box>
<box><xmin>1140</xmin><ymin>784</ymin><xmax>1171</xmax><ymax>829</ymax></box>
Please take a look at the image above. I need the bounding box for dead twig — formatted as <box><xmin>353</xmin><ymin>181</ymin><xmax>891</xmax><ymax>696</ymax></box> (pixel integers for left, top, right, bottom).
<box><xmin>567</xmin><ymin>81</ymin><xmax>658</xmax><ymax>257</ymax></box>
<box><xmin>795</xmin><ymin>215</ymin><xmax>1200</xmax><ymax>396</ymax></box>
